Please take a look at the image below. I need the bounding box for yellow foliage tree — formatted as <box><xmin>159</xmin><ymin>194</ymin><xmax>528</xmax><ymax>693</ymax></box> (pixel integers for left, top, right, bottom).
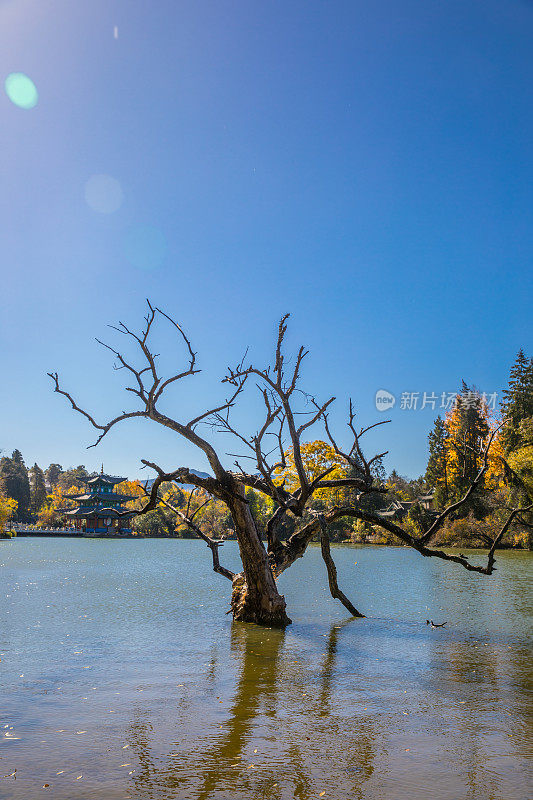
<box><xmin>507</xmin><ymin>444</ymin><xmax>533</xmax><ymax>496</ymax></box>
<box><xmin>116</xmin><ymin>479</ymin><xmax>146</xmax><ymax>511</ymax></box>
<box><xmin>37</xmin><ymin>485</ymin><xmax>81</xmax><ymax>528</ymax></box>
<box><xmin>505</xmin><ymin>438</ymin><xmax>533</xmax><ymax>547</ymax></box>
<box><xmin>0</xmin><ymin>492</ymin><xmax>18</xmax><ymax>534</ymax></box>
<box><xmin>166</xmin><ymin>487</ymin><xmax>232</xmax><ymax>538</ymax></box>
<box><xmin>275</xmin><ymin>440</ymin><xmax>349</xmax><ymax>506</ymax></box>
<box><xmin>443</xmin><ymin>386</ymin><xmax>504</xmax><ymax>512</ymax></box>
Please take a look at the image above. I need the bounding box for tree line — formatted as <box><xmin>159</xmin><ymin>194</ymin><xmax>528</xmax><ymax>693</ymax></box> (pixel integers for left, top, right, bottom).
<box><xmin>420</xmin><ymin>350</ymin><xmax>533</xmax><ymax>548</ymax></box>
<box><xmin>2</xmin><ymin>350</ymin><xmax>532</xmax><ymax>551</ymax></box>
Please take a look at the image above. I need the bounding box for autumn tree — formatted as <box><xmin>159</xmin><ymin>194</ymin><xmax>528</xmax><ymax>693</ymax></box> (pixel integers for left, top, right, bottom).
<box><xmin>130</xmin><ymin>481</ymin><xmax>184</xmax><ymax>537</ymax></box>
<box><xmin>276</xmin><ymin>440</ymin><xmax>350</xmax><ymax>506</ymax></box>
<box><xmin>117</xmin><ymin>479</ymin><xmax>146</xmax><ymax>509</ymax></box>
<box><xmin>49</xmin><ymin>304</ymin><xmax>532</xmax><ymax>626</ymax></box>
<box><xmin>133</xmin><ymin>506</ymin><xmax>177</xmax><ymax>537</ymax></box>
<box><xmin>441</xmin><ymin>383</ymin><xmax>504</xmax><ymax>518</ymax></box>
<box><xmin>37</xmin><ymin>485</ymin><xmax>80</xmax><ymax>528</ymax></box>
<box><xmin>0</xmin><ymin>492</ymin><xmax>17</xmax><ymax>534</ymax></box>
<box><xmin>244</xmin><ymin>489</ymin><xmax>274</xmax><ymax>539</ymax></box>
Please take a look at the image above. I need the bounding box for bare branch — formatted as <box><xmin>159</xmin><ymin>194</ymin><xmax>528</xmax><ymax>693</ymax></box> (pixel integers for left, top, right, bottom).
<box><xmin>318</xmin><ymin>516</ymin><xmax>364</xmax><ymax>617</ymax></box>
<box><xmin>137</xmin><ymin>466</ymin><xmax>234</xmax><ymax>581</ymax></box>
<box><xmin>296</xmin><ymin>396</ymin><xmax>335</xmax><ymax>437</ymax></box>
<box><xmin>187</xmin><ymin>376</ymin><xmax>248</xmax><ymax>429</ymax></box>
<box><xmin>47</xmin><ymin>372</ymin><xmax>146</xmax><ymax>447</ymax></box>
<box><xmin>275</xmin><ymin>313</ymin><xmax>290</xmax><ymax>386</ymax></box>
<box><xmin>95</xmin><ymin>338</ymin><xmax>148</xmax><ymax>401</ymax></box>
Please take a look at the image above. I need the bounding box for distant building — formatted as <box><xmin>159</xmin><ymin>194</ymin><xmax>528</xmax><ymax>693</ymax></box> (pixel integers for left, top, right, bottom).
<box><xmin>65</xmin><ymin>470</ymin><xmax>136</xmax><ymax>535</ymax></box>
<box><xmin>379</xmin><ymin>489</ymin><xmax>436</xmax><ymax>521</ymax></box>
<box><xmin>418</xmin><ymin>491</ymin><xmax>435</xmax><ymax>511</ymax></box>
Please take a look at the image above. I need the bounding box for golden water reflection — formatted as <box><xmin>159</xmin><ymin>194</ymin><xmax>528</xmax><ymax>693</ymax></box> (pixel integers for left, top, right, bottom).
<box><xmin>119</xmin><ymin>616</ymin><xmax>531</xmax><ymax>800</ymax></box>
<box><xmin>126</xmin><ymin>622</ymin><xmax>378</xmax><ymax>800</ymax></box>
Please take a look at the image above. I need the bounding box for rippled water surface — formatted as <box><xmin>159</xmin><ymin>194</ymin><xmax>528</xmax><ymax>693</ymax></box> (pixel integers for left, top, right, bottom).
<box><xmin>0</xmin><ymin>538</ymin><xmax>531</xmax><ymax>799</ymax></box>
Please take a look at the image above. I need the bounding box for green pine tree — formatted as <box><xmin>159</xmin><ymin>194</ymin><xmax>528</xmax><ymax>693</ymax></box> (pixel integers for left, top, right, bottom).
<box><xmin>29</xmin><ymin>463</ymin><xmax>47</xmax><ymax>514</ymax></box>
<box><xmin>425</xmin><ymin>415</ymin><xmax>448</xmax><ymax>508</ymax></box>
<box><xmin>57</xmin><ymin>465</ymin><xmax>88</xmax><ymax>490</ymax></box>
<box><xmin>501</xmin><ymin>350</ymin><xmax>533</xmax><ymax>453</ymax></box>
<box><xmin>0</xmin><ymin>450</ymin><xmax>32</xmax><ymax>521</ymax></box>
<box><xmin>45</xmin><ymin>463</ymin><xmax>63</xmax><ymax>488</ymax></box>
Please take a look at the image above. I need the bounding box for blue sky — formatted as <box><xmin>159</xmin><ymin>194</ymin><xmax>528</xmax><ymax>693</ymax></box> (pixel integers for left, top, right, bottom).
<box><xmin>1</xmin><ymin>0</ymin><xmax>532</xmax><ymax>480</ymax></box>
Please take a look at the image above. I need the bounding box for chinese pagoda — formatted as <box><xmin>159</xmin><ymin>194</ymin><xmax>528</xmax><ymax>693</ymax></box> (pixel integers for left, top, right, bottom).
<box><xmin>66</xmin><ymin>469</ymin><xmax>137</xmax><ymax>536</ymax></box>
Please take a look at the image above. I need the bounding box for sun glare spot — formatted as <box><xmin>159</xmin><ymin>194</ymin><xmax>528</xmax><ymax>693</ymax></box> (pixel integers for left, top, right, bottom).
<box><xmin>5</xmin><ymin>72</ymin><xmax>38</xmax><ymax>109</ymax></box>
<box><xmin>84</xmin><ymin>174</ymin><xmax>123</xmax><ymax>214</ymax></box>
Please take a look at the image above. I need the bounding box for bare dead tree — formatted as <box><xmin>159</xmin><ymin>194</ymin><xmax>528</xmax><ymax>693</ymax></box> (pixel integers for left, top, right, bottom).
<box><xmin>48</xmin><ymin>302</ymin><xmax>530</xmax><ymax>627</ymax></box>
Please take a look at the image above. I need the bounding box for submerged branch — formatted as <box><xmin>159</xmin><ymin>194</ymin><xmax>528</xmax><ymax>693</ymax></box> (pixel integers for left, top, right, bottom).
<box><xmin>319</xmin><ymin>516</ymin><xmax>364</xmax><ymax>617</ymax></box>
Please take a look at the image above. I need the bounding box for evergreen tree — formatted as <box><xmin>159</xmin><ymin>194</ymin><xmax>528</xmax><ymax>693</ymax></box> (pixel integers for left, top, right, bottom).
<box><xmin>0</xmin><ymin>450</ymin><xmax>31</xmax><ymax>521</ymax></box>
<box><xmin>501</xmin><ymin>350</ymin><xmax>533</xmax><ymax>453</ymax></box>
<box><xmin>425</xmin><ymin>416</ymin><xmax>448</xmax><ymax>507</ymax></box>
<box><xmin>29</xmin><ymin>463</ymin><xmax>47</xmax><ymax>514</ymax></box>
<box><xmin>387</xmin><ymin>470</ymin><xmax>412</xmax><ymax>500</ymax></box>
<box><xmin>57</xmin><ymin>465</ymin><xmax>89</xmax><ymax>490</ymax></box>
<box><xmin>45</xmin><ymin>463</ymin><xmax>63</xmax><ymax>488</ymax></box>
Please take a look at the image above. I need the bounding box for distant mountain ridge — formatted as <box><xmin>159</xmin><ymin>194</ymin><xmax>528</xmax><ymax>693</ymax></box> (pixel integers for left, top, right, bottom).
<box><xmin>140</xmin><ymin>469</ymin><xmax>211</xmax><ymax>492</ymax></box>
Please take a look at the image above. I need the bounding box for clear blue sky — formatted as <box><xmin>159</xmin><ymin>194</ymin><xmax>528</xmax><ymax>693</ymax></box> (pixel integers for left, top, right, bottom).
<box><xmin>1</xmin><ymin>0</ymin><xmax>532</xmax><ymax>480</ymax></box>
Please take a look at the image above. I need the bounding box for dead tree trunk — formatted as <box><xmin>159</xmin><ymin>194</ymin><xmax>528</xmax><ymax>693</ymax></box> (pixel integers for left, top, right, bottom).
<box><xmin>48</xmin><ymin>303</ymin><xmax>525</xmax><ymax>628</ymax></box>
<box><xmin>228</xmin><ymin>482</ymin><xmax>290</xmax><ymax>626</ymax></box>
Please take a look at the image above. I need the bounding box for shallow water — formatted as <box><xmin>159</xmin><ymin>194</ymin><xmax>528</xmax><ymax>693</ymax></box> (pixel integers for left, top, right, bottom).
<box><xmin>0</xmin><ymin>538</ymin><xmax>531</xmax><ymax>800</ymax></box>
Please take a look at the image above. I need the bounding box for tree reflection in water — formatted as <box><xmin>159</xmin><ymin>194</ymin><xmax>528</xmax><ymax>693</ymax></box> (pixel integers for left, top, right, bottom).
<box><xmin>124</xmin><ymin>621</ymin><xmax>376</xmax><ymax>800</ymax></box>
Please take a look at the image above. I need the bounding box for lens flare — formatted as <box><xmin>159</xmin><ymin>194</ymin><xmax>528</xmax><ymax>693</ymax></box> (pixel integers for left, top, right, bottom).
<box><xmin>5</xmin><ymin>72</ymin><xmax>38</xmax><ymax>109</ymax></box>
<box><xmin>84</xmin><ymin>174</ymin><xmax>123</xmax><ymax>214</ymax></box>
<box><xmin>123</xmin><ymin>225</ymin><xmax>167</xmax><ymax>270</ymax></box>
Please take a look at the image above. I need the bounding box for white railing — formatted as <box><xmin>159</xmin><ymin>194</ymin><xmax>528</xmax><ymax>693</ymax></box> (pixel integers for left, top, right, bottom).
<box><xmin>10</xmin><ymin>523</ymin><xmax>74</xmax><ymax>533</ymax></box>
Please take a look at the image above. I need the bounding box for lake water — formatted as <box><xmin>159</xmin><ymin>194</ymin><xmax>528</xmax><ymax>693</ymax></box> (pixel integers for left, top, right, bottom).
<box><xmin>0</xmin><ymin>538</ymin><xmax>531</xmax><ymax>800</ymax></box>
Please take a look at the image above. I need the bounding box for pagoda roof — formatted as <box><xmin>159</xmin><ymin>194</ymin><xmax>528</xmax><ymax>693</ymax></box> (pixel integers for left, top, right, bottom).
<box><xmin>65</xmin><ymin>506</ymin><xmax>135</xmax><ymax>518</ymax></box>
<box><xmin>70</xmin><ymin>492</ymin><xmax>137</xmax><ymax>502</ymax></box>
<box><xmin>83</xmin><ymin>473</ymin><xmax>126</xmax><ymax>486</ymax></box>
